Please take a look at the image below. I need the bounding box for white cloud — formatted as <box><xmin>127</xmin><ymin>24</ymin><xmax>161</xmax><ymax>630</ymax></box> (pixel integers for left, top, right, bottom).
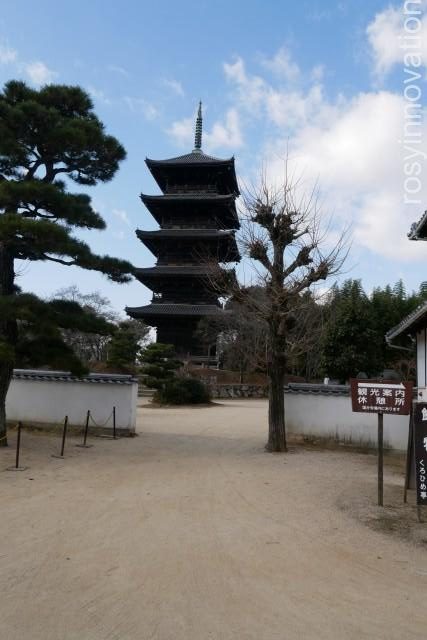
<box><xmin>24</xmin><ymin>61</ymin><xmax>57</xmax><ymax>85</ymax></box>
<box><xmin>224</xmin><ymin>57</ymin><xmax>265</xmax><ymax>112</ymax></box>
<box><xmin>223</xmin><ymin>49</ymin><xmax>427</xmax><ymax>263</ymax></box>
<box><xmin>163</xmin><ymin>78</ymin><xmax>185</xmax><ymax>96</ymax></box>
<box><xmin>367</xmin><ymin>2</ymin><xmax>427</xmax><ymax>78</ymax></box>
<box><xmin>167</xmin><ymin>108</ymin><xmax>243</xmax><ymax>152</ymax></box>
<box><xmin>204</xmin><ymin>108</ymin><xmax>243</xmax><ymax>150</ymax></box>
<box><xmin>123</xmin><ymin>96</ymin><xmax>159</xmax><ymax>120</ymax></box>
<box><xmin>88</xmin><ymin>86</ymin><xmax>111</xmax><ymax>105</ymax></box>
<box><xmin>0</xmin><ymin>44</ymin><xmax>17</xmax><ymax>64</ymax></box>
<box><xmin>311</xmin><ymin>64</ymin><xmax>325</xmax><ymax>82</ymax></box>
<box><xmin>112</xmin><ymin>208</ymin><xmax>131</xmax><ymax>226</ymax></box>
<box><xmin>107</xmin><ymin>64</ymin><xmax>130</xmax><ymax>77</ymax></box>
<box><xmin>261</xmin><ymin>47</ymin><xmax>300</xmax><ymax>82</ymax></box>
<box><xmin>166</xmin><ymin>117</ymin><xmax>193</xmax><ymax>148</ymax></box>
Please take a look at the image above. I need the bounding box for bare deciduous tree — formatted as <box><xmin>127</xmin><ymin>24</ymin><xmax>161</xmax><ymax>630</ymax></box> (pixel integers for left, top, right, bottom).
<box><xmin>214</xmin><ymin>167</ymin><xmax>348</xmax><ymax>452</ymax></box>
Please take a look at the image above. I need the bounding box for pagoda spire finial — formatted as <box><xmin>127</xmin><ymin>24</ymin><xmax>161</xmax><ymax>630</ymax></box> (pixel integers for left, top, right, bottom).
<box><xmin>193</xmin><ymin>101</ymin><xmax>202</xmax><ymax>152</ymax></box>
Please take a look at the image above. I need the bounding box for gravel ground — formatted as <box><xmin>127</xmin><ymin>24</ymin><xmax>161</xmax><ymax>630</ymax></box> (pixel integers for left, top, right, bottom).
<box><xmin>1</xmin><ymin>398</ymin><xmax>426</xmax><ymax>640</ymax></box>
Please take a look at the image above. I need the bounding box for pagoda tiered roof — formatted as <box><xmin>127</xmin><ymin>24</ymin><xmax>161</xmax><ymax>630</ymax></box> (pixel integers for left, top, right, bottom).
<box><xmin>127</xmin><ymin>102</ymin><xmax>240</xmax><ymax>359</ymax></box>
<box><xmin>146</xmin><ymin>150</ymin><xmax>239</xmax><ymax>195</ymax></box>
<box><xmin>136</xmin><ymin>228</ymin><xmax>239</xmax><ymax>261</ymax></box>
<box><xmin>135</xmin><ymin>265</ymin><xmax>217</xmax><ymax>276</ymax></box>
<box><xmin>146</xmin><ymin>150</ymin><xmax>232</xmax><ymax>165</ymax></box>
<box><xmin>139</xmin><ymin>193</ymin><xmax>239</xmax><ymax>229</ymax></box>
<box><xmin>126</xmin><ymin>303</ymin><xmax>223</xmax><ymax>318</ymax></box>
<box><xmin>134</xmin><ymin>264</ymin><xmax>220</xmax><ymax>289</ymax></box>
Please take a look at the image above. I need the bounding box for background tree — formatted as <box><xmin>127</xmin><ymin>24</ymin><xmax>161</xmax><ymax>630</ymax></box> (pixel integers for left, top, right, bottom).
<box><xmin>140</xmin><ymin>343</ymin><xmax>182</xmax><ymax>389</ymax></box>
<box><xmin>197</xmin><ymin>290</ymin><xmax>269</xmax><ymax>383</ymax></box>
<box><xmin>322</xmin><ymin>278</ymin><xmax>423</xmax><ymax>382</ymax></box>
<box><xmin>107</xmin><ymin>320</ymin><xmax>150</xmax><ymax>372</ymax></box>
<box><xmin>321</xmin><ymin>280</ymin><xmax>380</xmax><ymax>382</ymax></box>
<box><xmin>1</xmin><ymin>293</ymin><xmax>115</xmax><ymax>376</ymax></box>
<box><xmin>282</xmin><ymin>289</ymin><xmax>326</xmax><ymax>381</ymax></box>
<box><xmin>52</xmin><ymin>285</ymin><xmax>119</xmax><ymax>363</ymax></box>
<box><xmin>213</xmin><ymin>171</ymin><xmax>347</xmax><ymax>452</ymax></box>
<box><xmin>0</xmin><ymin>80</ymin><xmax>134</xmax><ymax>445</ymax></box>
<box><xmin>52</xmin><ymin>286</ymin><xmax>150</xmax><ymax>368</ymax></box>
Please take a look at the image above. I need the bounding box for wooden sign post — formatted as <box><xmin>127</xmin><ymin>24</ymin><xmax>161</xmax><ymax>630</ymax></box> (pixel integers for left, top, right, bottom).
<box><xmin>350</xmin><ymin>379</ymin><xmax>413</xmax><ymax>506</ymax></box>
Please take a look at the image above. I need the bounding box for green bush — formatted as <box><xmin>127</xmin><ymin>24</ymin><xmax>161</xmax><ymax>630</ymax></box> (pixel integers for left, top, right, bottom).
<box><xmin>154</xmin><ymin>377</ymin><xmax>211</xmax><ymax>405</ymax></box>
<box><xmin>140</xmin><ymin>343</ymin><xmax>181</xmax><ymax>389</ymax></box>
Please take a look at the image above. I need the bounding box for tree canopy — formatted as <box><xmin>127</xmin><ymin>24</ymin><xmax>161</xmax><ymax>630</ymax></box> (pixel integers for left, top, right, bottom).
<box><xmin>0</xmin><ymin>80</ymin><xmax>135</xmax><ymax>444</ymax></box>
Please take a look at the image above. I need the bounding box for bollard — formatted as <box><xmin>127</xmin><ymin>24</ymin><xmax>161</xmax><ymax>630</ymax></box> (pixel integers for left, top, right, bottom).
<box><xmin>95</xmin><ymin>406</ymin><xmax>119</xmax><ymax>439</ymax></box>
<box><xmin>6</xmin><ymin>422</ymin><xmax>27</xmax><ymax>471</ymax></box>
<box><xmin>52</xmin><ymin>416</ymin><xmax>68</xmax><ymax>459</ymax></box>
<box><xmin>76</xmin><ymin>410</ymin><xmax>93</xmax><ymax>448</ymax></box>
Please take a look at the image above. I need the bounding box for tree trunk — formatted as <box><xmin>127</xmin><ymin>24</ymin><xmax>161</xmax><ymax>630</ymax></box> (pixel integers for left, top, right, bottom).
<box><xmin>266</xmin><ymin>363</ymin><xmax>287</xmax><ymax>452</ymax></box>
<box><xmin>0</xmin><ymin>243</ymin><xmax>16</xmax><ymax>447</ymax></box>
<box><xmin>0</xmin><ymin>365</ymin><xmax>12</xmax><ymax>446</ymax></box>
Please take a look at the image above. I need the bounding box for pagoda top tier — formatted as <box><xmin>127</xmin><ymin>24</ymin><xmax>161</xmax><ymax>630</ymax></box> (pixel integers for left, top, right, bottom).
<box><xmin>145</xmin><ymin>103</ymin><xmax>239</xmax><ymax>196</ymax></box>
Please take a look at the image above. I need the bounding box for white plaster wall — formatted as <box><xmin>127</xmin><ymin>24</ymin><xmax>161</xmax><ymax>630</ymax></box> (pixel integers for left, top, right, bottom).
<box><xmin>6</xmin><ymin>379</ymin><xmax>137</xmax><ymax>433</ymax></box>
<box><xmin>285</xmin><ymin>393</ymin><xmax>409</xmax><ymax>450</ymax></box>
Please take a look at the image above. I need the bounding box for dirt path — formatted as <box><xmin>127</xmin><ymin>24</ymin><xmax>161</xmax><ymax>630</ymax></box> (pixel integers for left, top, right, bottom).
<box><xmin>1</xmin><ymin>399</ymin><xmax>426</xmax><ymax>639</ymax></box>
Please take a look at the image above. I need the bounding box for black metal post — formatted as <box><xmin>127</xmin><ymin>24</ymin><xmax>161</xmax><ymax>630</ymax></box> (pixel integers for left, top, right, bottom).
<box><xmin>378</xmin><ymin>412</ymin><xmax>384</xmax><ymax>507</ymax></box>
<box><xmin>60</xmin><ymin>415</ymin><xmax>68</xmax><ymax>457</ymax></box>
<box><xmin>6</xmin><ymin>421</ymin><xmax>27</xmax><ymax>471</ymax></box>
<box><xmin>76</xmin><ymin>410</ymin><xmax>92</xmax><ymax>448</ymax></box>
<box><xmin>113</xmin><ymin>406</ymin><xmax>117</xmax><ymax>440</ymax></box>
<box><xmin>83</xmin><ymin>410</ymin><xmax>89</xmax><ymax>446</ymax></box>
<box><xmin>15</xmin><ymin>421</ymin><xmax>22</xmax><ymax>469</ymax></box>
<box><xmin>52</xmin><ymin>416</ymin><xmax>68</xmax><ymax>458</ymax></box>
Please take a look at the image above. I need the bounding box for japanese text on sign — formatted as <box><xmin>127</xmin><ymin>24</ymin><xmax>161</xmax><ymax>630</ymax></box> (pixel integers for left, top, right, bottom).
<box><xmin>413</xmin><ymin>403</ymin><xmax>427</xmax><ymax>506</ymax></box>
<box><xmin>350</xmin><ymin>380</ymin><xmax>413</xmax><ymax>415</ymax></box>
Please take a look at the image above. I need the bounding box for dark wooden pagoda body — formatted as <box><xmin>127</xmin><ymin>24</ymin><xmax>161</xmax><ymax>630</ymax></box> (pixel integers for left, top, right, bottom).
<box><xmin>126</xmin><ymin>106</ymin><xmax>240</xmax><ymax>360</ymax></box>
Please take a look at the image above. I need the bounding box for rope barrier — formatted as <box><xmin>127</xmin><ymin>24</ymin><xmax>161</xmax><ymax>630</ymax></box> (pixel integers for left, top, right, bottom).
<box><xmin>88</xmin><ymin>408</ymin><xmax>114</xmax><ymax>428</ymax></box>
<box><xmin>90</xmin><ymin>406</ymin><xmax>118</xmax><ymax>439</ymax></box>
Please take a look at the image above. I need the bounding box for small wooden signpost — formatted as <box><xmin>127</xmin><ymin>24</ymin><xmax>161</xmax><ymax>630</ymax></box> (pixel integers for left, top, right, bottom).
<box><xmin>350</xmin><ymin>379</ymin><xmax>413</xmax><ymax>506</ymax></box>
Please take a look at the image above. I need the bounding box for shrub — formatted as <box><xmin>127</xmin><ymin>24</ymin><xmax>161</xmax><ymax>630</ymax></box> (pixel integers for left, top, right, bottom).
<box><xmin>140</xmin><ymin>343</ymin><xmax>182</xmax><ymax>389</ymax></box>
<box><xmin>155</xmin><ymin>377</ymin><xmax>211</xmax><ymax>405</ymax></box>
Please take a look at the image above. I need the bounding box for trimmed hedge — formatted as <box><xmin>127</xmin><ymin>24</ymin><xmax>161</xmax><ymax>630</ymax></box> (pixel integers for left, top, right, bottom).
<box><xmin>154</xmin><ymin>377</ymin><xmax>211</xmax><ymax>405</ymax></box>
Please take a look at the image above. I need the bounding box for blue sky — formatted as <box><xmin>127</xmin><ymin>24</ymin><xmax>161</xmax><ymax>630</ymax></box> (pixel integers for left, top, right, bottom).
<box><xmin>1</xmin><ymin>0</ymin><xmax>426</xmax><ymax>314</ymax></box>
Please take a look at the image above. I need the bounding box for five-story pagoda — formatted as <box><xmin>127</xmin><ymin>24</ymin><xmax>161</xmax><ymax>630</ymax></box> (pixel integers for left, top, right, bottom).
<box><xmin>126</xmin><ymin>104</ymin><xmax>240</xmax><ymax>360</ymax></box>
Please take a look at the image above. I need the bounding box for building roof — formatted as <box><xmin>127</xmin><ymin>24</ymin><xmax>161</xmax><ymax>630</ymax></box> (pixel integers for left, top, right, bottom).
<box><xmin>140</xmin><ymin>193</ymin><xmax>239</xmax><ymax>229</ymax></box>
<box><xmin>12</xmin><ymin>369</ymin><xmax>137</xmax><ymax>384</ymax></box>
<box><xmin>145</xmin><ymin>155</ymin><xmax>239</xmax><ymax>195</ymax></box>
<box><xmin>146</xmin><ymin>151</ymin><xmax>233</xmax><ymax>166</ymax></box>
<box><xmin>135</xmin><ymin>228</ymin><xmax>240</xmax><ymax>262</ymax></box>
<box><xmin>140</xmin><ymin>193</ymin><xmax>236</xmax><ymax>203</ymax></box>
<box><xmin>126</xmin><ymin>303</ymin><xmax>223</xmax><ymax>318</ymax></box>
<box><xmin>285</xmin><ymin>383</ymin><xmax>350</xmax><ymax>396</ymax></box>
<box><xmin>385</xmin><ymin>300</ymin><xmax>427</xmax><ymax>342</ymax></box>
<box><xmin>136</xmin><ymin>228</ymin><xmax>236</xmax><ymax>239</ymax></box>
<box><xmin>135</xmin><ymin>265</ymin><xmax>218</xmax><ymax>277</ymax></box>
<box><xmin>134</xmin><ymin>265</ymin><xmax>218</xmax><ymax>287</ymax></box>
<box><xmin>408</xmin><ymin>210</ymin><xmax>427</xmax><ymax>240</ymax></box>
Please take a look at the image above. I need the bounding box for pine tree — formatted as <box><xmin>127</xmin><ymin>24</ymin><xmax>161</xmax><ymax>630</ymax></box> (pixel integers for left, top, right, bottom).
<box><xmin>140</xmin><ymin>343</ymin><xmax>181</xmax><ymax>390</ymax></box>
<box><xmin>322</xmin><ymin>280</ymin><xmax>380</xmax><ymax>382</ymax></box>
<box><xmin>0</xmin><ymin>80</ymin><xmax>134</xmax><ymax>445</ymax></box>
<box><xmin>107</xmin><ymin>321</ymin><xmax>150</xmax><ymax>372</ymax></box>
